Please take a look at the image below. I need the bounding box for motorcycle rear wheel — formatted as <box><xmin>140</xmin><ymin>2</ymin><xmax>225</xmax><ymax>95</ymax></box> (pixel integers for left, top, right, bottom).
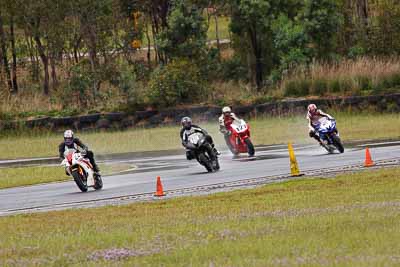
<box><xmin>72</xmin><ymin>168</ymin><xmax>88</xmax><ymax>192</ymax></box>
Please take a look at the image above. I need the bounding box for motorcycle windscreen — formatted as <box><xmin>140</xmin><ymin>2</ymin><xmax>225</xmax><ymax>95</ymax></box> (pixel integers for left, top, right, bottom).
<box><xmin>317</xmin><ymin>118</ymin><xmax>336</xmax><ymax>134</ymax></box>
<box><xmin>231</xmin><ymin>120</ymin><xmax>248</xmax><ymax>133</ymax></box>
<box><xmin>188</xmin><ymin>132</ymin><xmax>203</xmax><ymax>145</ymax></box>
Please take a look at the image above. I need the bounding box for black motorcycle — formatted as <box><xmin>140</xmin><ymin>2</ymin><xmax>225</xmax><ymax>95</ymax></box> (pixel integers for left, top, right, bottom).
<box><xmin>186</xmin><ymin>132</ymin><xmax>220</xmax><ymax>172</ymax></box>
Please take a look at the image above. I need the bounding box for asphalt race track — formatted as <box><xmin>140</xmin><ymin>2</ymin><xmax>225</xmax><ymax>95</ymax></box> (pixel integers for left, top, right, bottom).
<box><xmin>0</xmin><ymin>141</ymin><xmax>399</xmax><ymax>216</ymax></box>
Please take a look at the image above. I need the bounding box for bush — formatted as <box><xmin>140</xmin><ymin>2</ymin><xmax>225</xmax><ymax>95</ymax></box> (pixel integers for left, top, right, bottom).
<box><xmin>220</xmin><ymin>56</ymin><xmax>247</xmax><ymax>81</ymax></box>
<box><xmin>372</xmin><ymin>81</ymin><xmax>384</xmax><ymax>94</ymax></box>
<box><xmin>348</xmin><ymin>45</ymin><xmax>366</xmax><ymax>59</ymax></box>
<box><xmin>390</xmin><ymin>73</ymin><xmax>400</xmax><ymax>88</ymax></box>
<box><xmin>298</xmin><ymin>80</ymin><xmax>310</xmax><ymax>95</ymax></box>
<box><xmin>338</xmin><ymin>78</ymin><xmax>353</xmax><ymax>93</ymax></box>
<box><xmin>381</xmin><ymin>73</ymin><xmax>400</xmax><ymax>90</ymax></box>
<box><xmin>283</xmin><ymin>80</ymin><xmax>299</xmax><ymax>96</ymax></box>
<box><xmin>62</xmin><ymin>61</ymin><xmax>94</xmax><ymax>108</ymax></box>
<box><xmin>329</xmin><ymin>79</ymin><xmax>341</xmax><ymax>93</ymax></box>
<box><xmin>117</xmin><ymin>63</ymin><xmax>136</xmax><ymax>97</ymax></box>
<box><xmin>311</xmin><ymin>79</ymin><xmax>328</xmax><ymax>95</ymax></box>
<box><xmin>146</xmin><ymin>59</ymin><xmax>207</xmax><ymax>107</ymax></box>
<box><xmin>283</xmin><ymin>79</ymin><xmax>310</xmax><ymax>97</ymax></box>
<box><xmin>357</xmin><ymin>76</ymin><xmax>373</xmax><ymax>91</ymax></box>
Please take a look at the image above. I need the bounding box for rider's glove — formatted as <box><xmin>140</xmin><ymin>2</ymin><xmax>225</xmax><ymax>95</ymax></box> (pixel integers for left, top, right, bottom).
<box><xmin>81</xmin><ymin>150</ymin><xmax>87</xmax><ymax>156</ymax></box>
<box><xmin>226</xmin><ymin>130</ymin><xmax>232</xmax><ymax>136</ymax></box>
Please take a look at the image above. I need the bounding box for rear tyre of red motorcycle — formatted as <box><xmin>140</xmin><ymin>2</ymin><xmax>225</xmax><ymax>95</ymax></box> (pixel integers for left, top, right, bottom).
<box><xmin>245</xmin><ymin>138</ymin><xmax>255</xmax><ymax>156</ymax></box>
<box><xmin>72</xmin><ymin>169</ymin><xmax>88</xmax><ymax>192</ymax></box>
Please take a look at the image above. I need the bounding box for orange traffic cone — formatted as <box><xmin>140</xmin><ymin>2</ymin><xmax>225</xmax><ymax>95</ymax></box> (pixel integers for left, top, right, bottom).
<box><xmin>364</xmin><ymin>147</ymin><xmax>375</xmax><ymax>167</ymax></box>
<box><xmin>154</xmin><ymin>176</ymin><xmax>166</xmax><ymax>197</ymax></box>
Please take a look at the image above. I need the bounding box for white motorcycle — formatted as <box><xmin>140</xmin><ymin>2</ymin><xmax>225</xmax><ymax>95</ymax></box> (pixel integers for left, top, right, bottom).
<box><xmin>61</xmin><ymin>150</ymin><xmax>103</xmax><ymax>192</ymax></box>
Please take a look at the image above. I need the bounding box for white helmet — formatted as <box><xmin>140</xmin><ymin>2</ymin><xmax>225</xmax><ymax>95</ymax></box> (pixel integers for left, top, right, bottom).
<box><xmin>222</xmin><ymin>106</ymin><xmax>232</xmax><ymax>114</ymax></box>
<box><xmin>64</xmin><ymin>130</ymin><xmax>74</xmax><ymax>145</ymax></box>
<box><xmin>307</xmin><ymin>104</ymin><xmax>317</xmax><ymax>115</ymax></box>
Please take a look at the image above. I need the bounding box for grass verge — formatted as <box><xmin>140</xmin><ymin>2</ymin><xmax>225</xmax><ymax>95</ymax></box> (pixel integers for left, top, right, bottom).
<box><xmin>0</xmin><ymin>163</ymin><xmax>134</xmax><ymax>189</ymax></box>
<box><xmin>0</xmin><ymin>111</ymin><xmax>399</xmax><ymax>160</ymax></box>
<box><xmin>1</xmin><ymin>168</ymin><xmax>400</xmax><ymax>266</ymax></box>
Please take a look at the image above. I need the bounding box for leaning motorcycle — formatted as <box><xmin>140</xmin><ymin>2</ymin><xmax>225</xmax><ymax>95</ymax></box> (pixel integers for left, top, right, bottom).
<box><xmin>316</xmin><ymin>118</ymin><xmax>344</xmax><ymax>154</ymax></box>
<box><xmin>186</xmin><ymin>132</ymin><xmax>220</xmax><ymax>172</ymax></box>
<box><xmin>61</xmin><ymin>150</ymin><xmax>103</xmax><ymax>192</ymax></box>
<box><xmin>226</xmin><ymin>119</ymin><xmax>255</xmax><ymax>157</ymax></box>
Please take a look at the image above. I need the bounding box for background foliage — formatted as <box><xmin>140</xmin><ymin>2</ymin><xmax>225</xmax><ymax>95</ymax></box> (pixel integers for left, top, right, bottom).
<box><xmin>0</xmin><ymin>0</ymin><xmax>399</xmax><ymax>117</ymax></box>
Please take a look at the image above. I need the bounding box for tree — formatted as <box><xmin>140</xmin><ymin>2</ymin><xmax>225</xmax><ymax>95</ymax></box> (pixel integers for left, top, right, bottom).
<box><xmin>9</xmin><ymin>12</ymin><xmax>18</xmax><ymax>93</ymax></box>
<box><xmin>16</xmin><ymin>0</ymin><xmax>60</xmax><ymax>95</ymax></box>
<box><xmin>0</xmin><ymin>13</ymin><xmax>12</xmax><ymax>93</ymax></box>
<box><xmin>272</xmin><ymin>15</ymin><xmax>311</xmax><ymax>72</ymax></box>
<box><xmin>157</xmin><ymin>0</ymin><xmax>207</xmax><ymax>61</ymax></box>
<box><xmin>300</xmin><ymin>0</ymin><xmax>341</xmax><ymax>59</ymax></box>
<box><xmin>230</xmin><ymin>0</ymin><xmax>277</xmax><ymax>88</ymax></box>
<box><xmin>121</xmin><ymin>0</ymin><xmax>171</xmax><ymax>63</ymax></box>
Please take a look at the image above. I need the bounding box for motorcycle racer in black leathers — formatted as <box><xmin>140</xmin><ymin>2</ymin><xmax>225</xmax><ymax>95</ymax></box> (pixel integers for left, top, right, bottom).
<box><xmin>180</xmin><ymin>117</ymin><xmax>219</xmax><ymax>160</ymax></box>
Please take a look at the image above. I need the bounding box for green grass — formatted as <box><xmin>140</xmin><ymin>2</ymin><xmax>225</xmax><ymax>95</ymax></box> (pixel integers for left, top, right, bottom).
<box><xmin>1</xmin><ymin>168</ymin><xmax>399</xmax><ymax>266</ymax></box>
<box><xmin>0</xmin><ymin>111</ymin><xmax>399</xmax><ymax>160</ymax></box>
<box><xmin>0</xmin><ymin>166</ymin><xmax>65</xmax><ymax>188</ymax></box>
<box><xmin>0</xmin><ymin>163</ymin><xmax>134</xmax><ymax>189</ymax></box>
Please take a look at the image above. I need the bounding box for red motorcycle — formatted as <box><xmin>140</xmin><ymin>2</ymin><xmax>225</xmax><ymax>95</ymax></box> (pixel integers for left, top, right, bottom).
<box><xmin>226</xmin><ymin>119</ymin><xmax>255</xmax><ymax>157</ymax></box>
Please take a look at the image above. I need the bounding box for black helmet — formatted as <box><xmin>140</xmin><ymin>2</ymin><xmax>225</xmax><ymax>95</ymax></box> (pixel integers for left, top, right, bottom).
<box><xmin>181</xmin><ymin>117</ymin><xmax>192</xmax><ymax>130</ymax></box>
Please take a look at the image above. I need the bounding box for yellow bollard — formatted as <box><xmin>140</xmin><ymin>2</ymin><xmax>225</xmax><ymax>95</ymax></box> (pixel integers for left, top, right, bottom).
<box><xmin>288</xmin><ymin>142</ymin><xmax>303</xmax><ymax>176</ymax></box>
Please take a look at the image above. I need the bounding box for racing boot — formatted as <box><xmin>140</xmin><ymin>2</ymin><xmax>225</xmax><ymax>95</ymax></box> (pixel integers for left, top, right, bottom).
<box><xmin>213</xmin><ymin>147</ymin><xmax>221</xmax><ymax>156</ymax></box>
<box><xmin>92</xmin><ymin>163</ymin><xmax>101</xmax><ymax>177</ymax></box>
<box><xmin>313</xmin><ymin>135</ymin><xmax>323</xmax><ymax>146</ymax></box>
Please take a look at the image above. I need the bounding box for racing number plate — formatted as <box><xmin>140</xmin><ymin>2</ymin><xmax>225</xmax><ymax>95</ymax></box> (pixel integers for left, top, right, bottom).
<box><xmin>188</xmin><ymin>134</ymin><xmax>200</xmax><ymax>144</ymax></box>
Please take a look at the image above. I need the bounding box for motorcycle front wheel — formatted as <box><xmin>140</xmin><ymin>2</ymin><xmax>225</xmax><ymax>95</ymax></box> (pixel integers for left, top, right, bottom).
<box><xmin>332</xmin><ymin>135</ymin><xmax>344</xmax><ymax>153</ymax></box>
<box><xmin>226</xmin><ymin>140</ymin><xmax>239</xmax><ymax>155</ymax></box>
<box><xmin>71</xmin><ymin>167</ymin><xmax>88</xmax><ymax>192</ymax></box>
<box><xmin>198</xmin><ymin>153</ymin><xmax>213</xmax><ymax>172</ymax></box>
<box><xmin>94</xmin><ymin>175</ymin><xmax>103</xmax><ymax>190</ymax></box>
<box><xmin>245</xmin><ymin>138</ymin><xmax>255</xmax><ymax>156</ymax></box>
<box><xmin>213</xmin><ymin>158</ymin><xmax>220</xmax><ymax>171</ymax></box>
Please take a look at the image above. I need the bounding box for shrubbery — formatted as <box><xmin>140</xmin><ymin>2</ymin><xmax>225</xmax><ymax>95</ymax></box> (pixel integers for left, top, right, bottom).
<box><xmin>282</xmin><ymin>57</ymin><xmax>400</xmax><ymax>97</ymax></box>
<box><xmin>220</xmin><ymin>56</ymin><xmax>247</xmax><ymax>81</ymax></box>
<box><xmin>61</xmin><ymin>60</ymin><xmax>94</xmax><ymax>108</ymax></box>
<box><xmin>146</xmin><ymin>60</ymin><xmax>208</xmax><ymax>108</ymax></box>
